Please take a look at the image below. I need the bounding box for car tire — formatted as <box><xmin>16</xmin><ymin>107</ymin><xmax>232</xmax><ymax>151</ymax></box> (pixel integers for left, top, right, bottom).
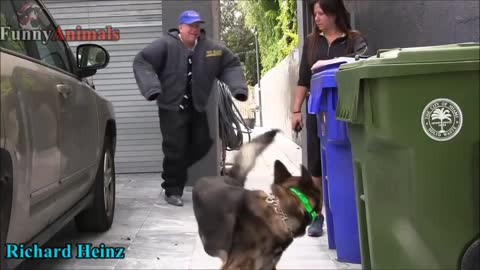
<box><xmin>461</xmin><ymin>238</ymin><xmax>480</xmax><ymax>270</ymax></box>
<box><xmin>74</xmin><ymin>138</ymin><xmax>115</xmax><ymax>232</ymax></box>
<box><xmin>0</xmin><ymin>151</ymin><xmax>13</xmax><ymax>270</ymax></box>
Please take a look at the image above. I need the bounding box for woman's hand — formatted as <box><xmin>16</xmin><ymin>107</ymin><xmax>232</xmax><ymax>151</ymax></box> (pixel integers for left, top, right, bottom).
<box><xmin>292</xmin><ymin>85</ymin><xmax>308</xmax><ymax>132</ymax></box>
<box><xmin>291</xmin><ymin>111</ymin><xmax>303</xmax><ymax>132</ymax></box>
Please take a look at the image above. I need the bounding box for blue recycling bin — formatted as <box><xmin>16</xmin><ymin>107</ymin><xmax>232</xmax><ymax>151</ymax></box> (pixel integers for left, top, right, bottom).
<box><xmin>308</xmin><ymin>61</ymin><xmax>361</xmax><ymax>264</ymax></box>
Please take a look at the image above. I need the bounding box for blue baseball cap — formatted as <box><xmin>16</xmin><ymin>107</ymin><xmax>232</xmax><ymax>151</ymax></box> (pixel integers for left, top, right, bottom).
<box><xmin>177</xmin><ymin>10</ymin><xmax>204</xmax><ymax>25</ymax></box>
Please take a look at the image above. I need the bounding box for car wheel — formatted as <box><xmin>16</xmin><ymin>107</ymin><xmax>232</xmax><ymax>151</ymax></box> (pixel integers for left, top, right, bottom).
<box><xmin>75</xmin><ymin>138</ymin><xmax>115</xmax><ymax>232</ymax></box>
<box><xmin>0</xmin><ymin>152</ymin><xmax>13</xmax><ymax>270</ymax></box>
<box><xmin>461</xmin><ymin>238</ymin><xmax>480</xmax><ymax>270</ymax></box>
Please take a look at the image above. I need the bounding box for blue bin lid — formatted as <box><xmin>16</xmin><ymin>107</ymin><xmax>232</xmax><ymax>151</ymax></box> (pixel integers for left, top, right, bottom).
<box><xmin>313</xmin><ymin>67</ymin><xmax>338</xmax><ymax>88</ymax></box>
<box><xmin>309</xmin><ymin>68</ymin><xmax>338</xmax><ymax>114</ymax></box>
<box><xmin>311</xmin><ymin>57</ymin><xmax>356</xmax><ymax>74</ymax></box>
<box><xmin>308</xmin><ymin>58</ymin><xmax>356</xmax><ymax>114</ymax></box>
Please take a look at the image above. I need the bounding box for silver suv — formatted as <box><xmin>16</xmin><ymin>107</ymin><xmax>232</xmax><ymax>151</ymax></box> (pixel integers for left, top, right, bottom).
<box><xmin>0</xmin><ymin>1</ymin><xmax>116</xmax><ymax>269</ymax></box>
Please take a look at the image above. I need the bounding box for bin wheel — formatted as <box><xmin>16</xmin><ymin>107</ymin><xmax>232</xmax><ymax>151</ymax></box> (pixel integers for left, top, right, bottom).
<box><xmin>461</xmin><ymin>238</ymin><xmax>480</xmax><ymax>270</ymax></box>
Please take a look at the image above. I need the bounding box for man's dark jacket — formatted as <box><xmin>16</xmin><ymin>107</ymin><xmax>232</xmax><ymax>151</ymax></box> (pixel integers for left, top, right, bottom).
<box><xmin>133</xmin><ymin>29</ymin><xmax>247</xmax><ymax>111</ymax></box>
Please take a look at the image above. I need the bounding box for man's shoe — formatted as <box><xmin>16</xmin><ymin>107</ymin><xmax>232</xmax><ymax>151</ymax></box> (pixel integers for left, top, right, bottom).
<box><xmin>164</xmin><ymin>193</ymin><xmax>183</xmax><ymax>207</ymax></box>
<box><xmin>308</xmin><ymin>214</ymin><xmax>324</xmax><ymax>237</ymax></box>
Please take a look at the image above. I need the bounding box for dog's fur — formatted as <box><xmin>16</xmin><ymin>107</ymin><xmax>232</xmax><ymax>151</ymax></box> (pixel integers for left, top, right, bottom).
<box><xmin>192</xmin><ymin>130</ymin><xmax>322</xmax><ymax>270</ymax></box>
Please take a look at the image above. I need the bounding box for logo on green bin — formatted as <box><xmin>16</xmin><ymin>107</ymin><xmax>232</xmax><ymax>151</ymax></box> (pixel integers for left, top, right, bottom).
<box><xmin>422</xmin><ymin>98</ymin><xmax>463</xmax><ymax>142</ymax></box>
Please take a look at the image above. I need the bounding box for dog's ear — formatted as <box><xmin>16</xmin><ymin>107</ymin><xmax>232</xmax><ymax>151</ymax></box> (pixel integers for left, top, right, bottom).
<box><xmin>274</xmin><ymin>160</ymin><xmax>292</xmax><ymax>184</ymax></box>
<box><xmin>300</xmin><ymin>165</ymin><xmax>314</xmax><ymax>186</ymax></box>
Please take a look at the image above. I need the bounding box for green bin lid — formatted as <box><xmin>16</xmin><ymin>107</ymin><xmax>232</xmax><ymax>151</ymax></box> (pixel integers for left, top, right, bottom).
<box><xmin>340</xmin><ymin>42</ymin><xmax>480</xmax><ymax>69</ymax></box>
<box><xmin>335</xmin><ymin>43</ymin><xmax>480</xmax><ymax>123</ymax></box>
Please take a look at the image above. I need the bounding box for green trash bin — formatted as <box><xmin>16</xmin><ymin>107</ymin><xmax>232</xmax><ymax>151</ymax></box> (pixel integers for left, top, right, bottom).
<box><xmin>335</xmin><ymin>43</ymin><xmax>480</xmax><ymax>270</ymax></box>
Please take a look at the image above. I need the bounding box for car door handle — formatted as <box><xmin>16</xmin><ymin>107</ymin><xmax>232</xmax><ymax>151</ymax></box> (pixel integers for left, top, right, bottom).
<box><xmin>56</xmin><ymin>84</ymin><xmax>72</xmax><ymax>98</ymax></box>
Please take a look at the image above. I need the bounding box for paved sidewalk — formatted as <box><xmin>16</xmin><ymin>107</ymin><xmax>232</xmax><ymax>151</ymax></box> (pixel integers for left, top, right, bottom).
<box><xmin>19</xmin><ymin>128</ymin><xmax>361</xmax><ymax>270</ymax></box>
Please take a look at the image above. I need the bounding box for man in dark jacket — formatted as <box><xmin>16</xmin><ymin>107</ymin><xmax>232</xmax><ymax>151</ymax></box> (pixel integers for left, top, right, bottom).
<box><xmin>133</xmin><ymin>10</ymin><xmax>248</xmax><ymax>206</ymax></box>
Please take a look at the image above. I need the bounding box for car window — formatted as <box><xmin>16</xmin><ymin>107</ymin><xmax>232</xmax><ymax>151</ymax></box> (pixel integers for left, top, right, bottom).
<box><xmin>11</xmin><ymin>0</ymin><xmax>72</xmax><ymax>73</ymax></box>
<box><xmin>0</xmin><ymin>0</ymin><xmax>28</xmax><ymax>55</ymax></box>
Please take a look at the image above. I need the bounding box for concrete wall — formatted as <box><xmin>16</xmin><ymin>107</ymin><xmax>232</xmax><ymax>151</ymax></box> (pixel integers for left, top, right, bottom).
<box><xmin>296</xmin><ymin>0</ymin><xmax>310</xmax><ymax>165</ymax></box>
<box><xmin>255</xmin><ymin>50</ymin><xmax>302</xmax><ymax>144</ymax></box>
<box><xmin>344</xmin><ymin>0</ymin><xmax>480</xmax><ymax>55</ymax></box>
<box><xmin>294</xmin><ymin>0</ymin><xmax>479</xmax><ymax>168</ymax></box>
<box><xmin>162</xmin><ymin>1</ymin><xmax>222</xmax><ymax>185</ymax></box>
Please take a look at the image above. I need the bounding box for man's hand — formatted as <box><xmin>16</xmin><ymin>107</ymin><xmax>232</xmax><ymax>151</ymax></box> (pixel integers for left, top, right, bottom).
<box><xmin>234</xmin><ymin>92</ymin><xmax>247</xmax><ymax>102</ymax></box>
<box><xmin>148</xmin><ymin>94</ymin><xmax>159</xmax><ymax>101</ymax></box>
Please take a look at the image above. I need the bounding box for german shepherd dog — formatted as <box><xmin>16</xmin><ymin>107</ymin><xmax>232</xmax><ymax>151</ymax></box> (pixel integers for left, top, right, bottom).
<box><xmin>192</xmin><ymin>130</ymin><xmax>322</xmax><ymax>270</ymax></box>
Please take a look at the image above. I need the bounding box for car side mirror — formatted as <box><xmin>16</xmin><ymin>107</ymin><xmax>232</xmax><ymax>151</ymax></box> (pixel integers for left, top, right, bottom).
<box><xmin>77</xmin><ymin>44</ymin><xmax>110</xmax><ymax>70</ymax></box>
<box><xmin>76</xmin><ymin>44</ymin><xmax>109</xmax><ymax>78</ymax></box>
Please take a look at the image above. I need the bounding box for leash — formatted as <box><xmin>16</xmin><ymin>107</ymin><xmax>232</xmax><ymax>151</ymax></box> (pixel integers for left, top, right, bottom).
<box><xmin>218</xmin><ymin>82</ymin><xmax>253</xmax><ymax>175</ymax></box>
<box><xmin>265</xmin><ymin>193</ymin><xmax>294</xmax><ymax>238</ymax></box>
<box><xmin>218</xmin><ymin>81</ymin><xmax>252</xmax><ymax>150</ymax></box>
<box><xmin>265</xmin><ymin>188</ymin><xmax>318</xmax><ymax>239</ymax></box>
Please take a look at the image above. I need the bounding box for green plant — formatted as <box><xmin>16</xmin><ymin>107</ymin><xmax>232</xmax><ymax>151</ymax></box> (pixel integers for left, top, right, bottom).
<box><xmin>238</xmin><ymin>0</ymin><xmax>298</xmax><ymax>75</ymax></box>
<box><xmin>220</xmin><ymin>0</ymin><xmax>257</xmax><ymax>85</ymax></box>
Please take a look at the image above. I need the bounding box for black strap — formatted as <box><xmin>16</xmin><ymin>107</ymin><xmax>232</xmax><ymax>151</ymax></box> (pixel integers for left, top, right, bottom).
<box><xmin>180</xmin><ymin>54</ymin><xmax>193</xmax><ymax>110</ymax></box>
<box><xmin>186</xmin><ymin>54</ymin><xmax>193</xmax><ymax>96</ymax></box>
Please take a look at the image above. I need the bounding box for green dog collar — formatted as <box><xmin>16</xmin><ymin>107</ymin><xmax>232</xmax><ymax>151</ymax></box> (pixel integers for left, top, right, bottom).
<box><xmin>289</xmin><ymin>187</ymin><xmax>317</xmax><ymax>222</ymax></box>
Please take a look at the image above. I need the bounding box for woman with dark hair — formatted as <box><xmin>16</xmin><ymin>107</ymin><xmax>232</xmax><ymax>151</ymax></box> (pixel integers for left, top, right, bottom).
<box><xmin>291</xmin><ymin>0</ymin><xmax>367</xmax><ymax>237</ymax></box>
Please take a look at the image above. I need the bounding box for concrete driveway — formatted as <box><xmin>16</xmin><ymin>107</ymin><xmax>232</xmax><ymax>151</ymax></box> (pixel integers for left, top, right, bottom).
<box><xmin>18</xmin><ymin>129</ymin><xmax>360</xmax><ymax>270</ymax></box>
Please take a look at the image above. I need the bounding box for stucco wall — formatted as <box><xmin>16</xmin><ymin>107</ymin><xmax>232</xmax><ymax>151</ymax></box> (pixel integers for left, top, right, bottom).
<box><xmin>344</xmin><ymin>0</ymin><xmax>480</xmax><ymax>55</ymax></box>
